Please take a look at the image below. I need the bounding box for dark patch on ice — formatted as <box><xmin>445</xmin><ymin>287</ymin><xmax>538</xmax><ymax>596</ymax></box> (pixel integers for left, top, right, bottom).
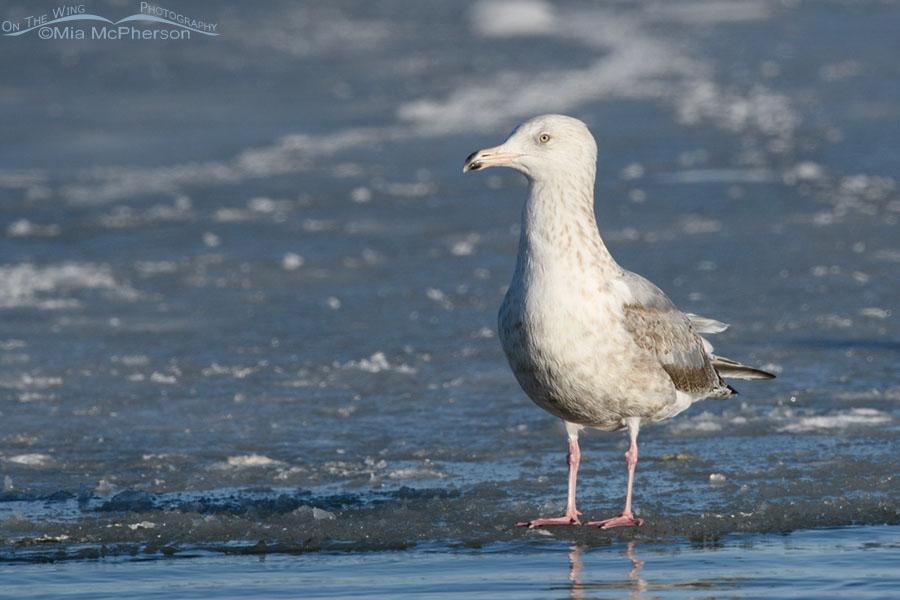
<box><xmin>98</xmin><ymin>490</ymin><xmax>155</xmax><ymax>512</ymax></box>
<box><xmin>1</xmin><ymin>485</ymin><xmax>899</xmax><ymax>563</ymax></box>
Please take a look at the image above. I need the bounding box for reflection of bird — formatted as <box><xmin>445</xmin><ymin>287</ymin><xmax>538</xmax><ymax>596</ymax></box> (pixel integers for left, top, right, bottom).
<box><xmin>566</xmin><ymin>546</ymin><xmax>585</xmax><ymax>600</ymax></box>
<box><xmin>565</xmin><ymin>543</ymin><xmax>646</xmax><ymax>599</ymax></box>
<box><xmin>625</xmin><ymin>542</ymin><xmax>646</xmax><ymax>598</ymax></box>
<box><xmin>464</xmin><ymin>114</ymin><xmax>774</xmax><ymax>528</ymax></box>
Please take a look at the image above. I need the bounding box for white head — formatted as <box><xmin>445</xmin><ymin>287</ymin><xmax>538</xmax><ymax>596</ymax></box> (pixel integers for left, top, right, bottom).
<box><xmin>463</xmin><ymin>114</ymin><xmax>597</xmax><ymax>184</ymax></box>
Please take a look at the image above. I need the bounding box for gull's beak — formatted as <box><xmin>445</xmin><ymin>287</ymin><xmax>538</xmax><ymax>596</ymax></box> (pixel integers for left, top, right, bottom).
<box><xmin>462</xmin><ymin>145</ymin><xmax>523</xmax><ymax>173</ymax></box>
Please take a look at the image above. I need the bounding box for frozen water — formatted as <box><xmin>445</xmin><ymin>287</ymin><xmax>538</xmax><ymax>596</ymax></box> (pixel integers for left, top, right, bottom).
<box><xmin>0</xmin><ymin>2</ymin><xmax>899</xmax><ymax>588</ymax></box>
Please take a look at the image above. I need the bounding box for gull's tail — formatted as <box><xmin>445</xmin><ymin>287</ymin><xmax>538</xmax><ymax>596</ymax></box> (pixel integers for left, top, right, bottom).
<box><xmin>712</xmin><ymin>355</ymin><xmax>776</xmax><ymax>380</ymax></box>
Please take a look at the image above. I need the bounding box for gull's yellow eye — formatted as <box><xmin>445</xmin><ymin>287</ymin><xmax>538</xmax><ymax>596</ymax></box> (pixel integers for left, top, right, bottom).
<box><xmin>538</xmin><ymin>133</ymin><xmax>551</xmax><ymax>144</ymax></box>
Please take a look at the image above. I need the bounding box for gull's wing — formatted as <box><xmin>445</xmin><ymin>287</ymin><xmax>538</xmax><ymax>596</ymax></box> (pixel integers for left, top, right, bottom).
<box><xmin>619</xmin><ymin>271</ymin><xmax>774</xmax><ymax>388</ymax></box>
<box><xmin>618</xmin><ymin>271</ymin><xmax>734</xmax><ymax>396</ymax></box>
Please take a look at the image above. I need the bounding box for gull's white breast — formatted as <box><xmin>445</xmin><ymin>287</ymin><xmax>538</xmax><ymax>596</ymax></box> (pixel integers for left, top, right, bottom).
<box><xmin>498</xmin><ymin>229</ymin><xmax>678</xmax><ymax>431</ymax></box>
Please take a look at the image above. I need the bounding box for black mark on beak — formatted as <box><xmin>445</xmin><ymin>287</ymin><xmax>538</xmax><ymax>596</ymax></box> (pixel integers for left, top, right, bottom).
<box><xmin>463</xmin><ymin>150</ymin><xmax>483</xmax><ymax>172</ymax></box>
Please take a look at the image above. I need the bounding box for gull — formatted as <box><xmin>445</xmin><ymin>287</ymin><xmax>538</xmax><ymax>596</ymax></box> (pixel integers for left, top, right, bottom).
<box><xmin>463</xmin><ymin>114</ymin><xmax>774</xmax><ymax>528</ymax></box>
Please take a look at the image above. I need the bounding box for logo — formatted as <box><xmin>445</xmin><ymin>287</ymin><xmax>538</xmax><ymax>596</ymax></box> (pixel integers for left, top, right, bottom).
<box><xmin>2</xmin><ymin>3</ymin><xmax>218</xmax><ymax>41</ymax></box>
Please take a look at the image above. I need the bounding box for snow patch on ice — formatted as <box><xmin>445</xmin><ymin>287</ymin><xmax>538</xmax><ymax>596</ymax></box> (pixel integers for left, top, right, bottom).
<box><xmin>709</xmin><ymin>473</ymin><xmax>727</xmax><ymax>486</ymax></box>
<box><xmin>0</xmin><ymin>263</ymin><xmax>133</xmax><ymax>309</ymax></box>
<box><xmin>357</xmin><ymin>351</ymin><xmax>391</xmax><ymax>373</ymax></box>
<box><xmin>6</xmin><ymin>453</ymin><xmax>53</xmax><ymax>466</ymax></box>
<box><xmin>111</xmin><ymin>354</ymin><xmax>150</xmax><ymax>367</ymax></box>
<box><xmin>675</xmin><ymin>83</ymin><xmax>799</xmax><ymax>148</ymax></box>
<box><xmin>667</xmin><ymin>411</ymin><xmax>724</xmax><ymax>434</ymax></box>
<box><xmin>0</xmin><ymin>373</ymin><xmax>63</xmax><ymax>391</ymax></box>
<box><xmin>225</xmin><ymin>455</ymin><xmax>285</xmax><ymax>468</ymax></box>
<box><xmin>312</xmin><ymin>507</ymin><xmax>336</xmax><ymax>521</ymax></box>
<box><xmin>150</xmin><ymin>372</ymin><xmax>178</xmax><ymax>384</ymax></box>
<box><xmin>282</xmin><ymin>252</ymin><xmax>305</xmax><ymax>270</ymax></box>
<box><xmin>778</xmin><ymin>408</ymin><xmax>891</xmax><ymax>433</ymax></box>
<box><xmin>470</xmin><ymin>0</ymin><xmax>557</xmax><ymax>38</ymax></box>
<box><xmin>345</xmin><ymin>351</ymin><xmax>417</xmax><ymax>375</ymax></box>
<box><xmin>7</xmin><ymin>219</ymin><xmax>61</xmax><ymax>237</ymax></box>
<box><xmin>649</xmin><ymin>1</ymin><xmax>771</xmax><ymax>24</ymax></box>
<box><xmin>679</xmin><ymin>215</ymin><xmax>723</xmax><ymax>235</ymax></box>
<box><xmin>95</xmin><ymin>479</ymin><xmax>116</xmax><ymax>495</ymax></box>
<box><xmin>201</xmin><ymin>362</ymin><xmax>258</xmax><ymax>379</ymax></box>
<box><xmin>386</xmin><ymin>466</ymin><xmax>450</xmax><ymax>480</ymax></box>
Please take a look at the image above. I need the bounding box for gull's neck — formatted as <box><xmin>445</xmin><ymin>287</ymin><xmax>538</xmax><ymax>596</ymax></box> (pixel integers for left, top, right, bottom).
<box><xmin>514</xmin><ymin>172</ymin><xmax>619</xmax><ymax>282</ymax></box>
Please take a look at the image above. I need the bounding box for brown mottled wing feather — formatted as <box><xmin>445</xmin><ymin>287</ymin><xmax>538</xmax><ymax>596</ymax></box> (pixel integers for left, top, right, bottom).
<box><xmin>620</xmin><ymin>271</ymin><xmax>730</xmax><ymax>396</ymax></box>
<box><xmin>623</xmin><ymin>304</ymin><xmax>722</xmax><ymax>394</ymax></box>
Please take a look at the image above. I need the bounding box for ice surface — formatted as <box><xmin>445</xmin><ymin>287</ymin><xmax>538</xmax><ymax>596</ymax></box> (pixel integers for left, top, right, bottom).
<box><xmin>470</xmin><ymin>0</ymin><xmax>558</xmax><ymax>38</ymax></box>
<box><xmin>0</xmin><ymin>263</ymin><xmax>131</xmax><ymax>309</ymax></box>
<box><xmin>5</xmin><ymin>454</ymin><xmax>53</xmax><ymax>467</ymax></box>
<box><xmin>777</xmin><ymin>408</ymin><xmax>891</xmax><ymax>433</ymax></box>
<box><xmin>1</xmin><ymin>0</ymin><xmax>899</xmax><ymax>564</ymax></box>
<box><xmin>224</xmin><ymin>455</ymin><xmax>285</xmax><ymax>468</ymax></box>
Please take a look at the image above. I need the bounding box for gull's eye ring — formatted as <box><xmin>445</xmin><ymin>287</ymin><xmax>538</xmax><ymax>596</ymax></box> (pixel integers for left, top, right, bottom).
<box><xmin>538</xmin><ymin>133</ymin><xmax>551</xmax><ymax>144</ymax></box>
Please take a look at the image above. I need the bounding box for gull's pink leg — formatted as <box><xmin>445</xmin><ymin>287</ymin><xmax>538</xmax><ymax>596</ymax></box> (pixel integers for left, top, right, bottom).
<box><xmin>587</xmin><ymin>417</ymin><xmax>643</xmax><ymax>529</ymax></box>
<box><xmin>516</xmin><ymin>426</ymin><xmax>583</xmax><ymax>527</ymax></box>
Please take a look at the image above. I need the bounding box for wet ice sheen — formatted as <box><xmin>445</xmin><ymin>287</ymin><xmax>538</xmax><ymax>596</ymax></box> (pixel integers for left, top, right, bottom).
<box><xmin>4</xmin><ymin>527</ymin><xmax>899</xmax><ymax>599</ymax></box>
